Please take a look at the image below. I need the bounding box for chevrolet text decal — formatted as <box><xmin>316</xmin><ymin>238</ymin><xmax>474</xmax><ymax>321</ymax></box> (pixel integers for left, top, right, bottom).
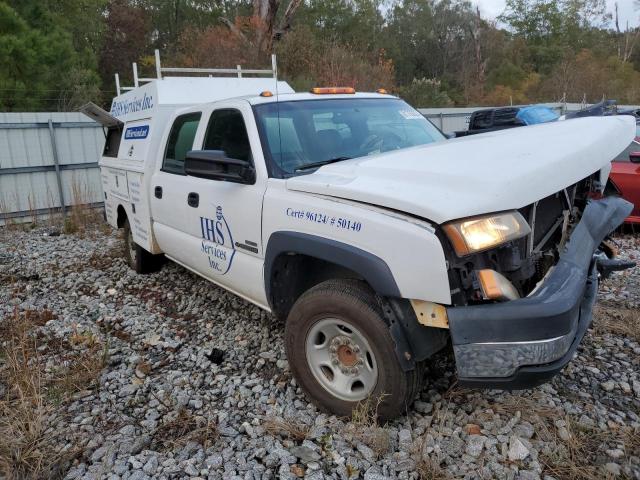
<box><xmin>110</xmin><ymin>93</ymin><xmax>153</xmax><ymax>117</ymax></box>
<box><xmin>124</xmin><ymin>125</ymin><xmax>149</xmax><ymax>140</ymax></box>
<box><xmin>200</xmin><ymin>206</ymin><xmax>235</xmax><ymax>274</ymax></box>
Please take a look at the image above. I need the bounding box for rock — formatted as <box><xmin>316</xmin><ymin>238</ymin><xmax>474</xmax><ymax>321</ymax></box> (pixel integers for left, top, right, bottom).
<box><xmin>363</xmin><ymin>468</ymin><xmax>387</xmax><ymax>480</ymax></box>
<box><xmin>557</xmin><ymin>426</ymin><xmax>571</xmax><ymax>442</ymax></box>
<box><xmin>205</xmin><ymin>453</ymin><xmax>223</xmax><ymax>469</ymax></box>
<box><xmin>601</xmin><ymin>381</ymin><xmax>616</xmax><ymax>392</ymax></box>
<box><xmin>398</xmin><ymin>429</ymin><xmax>412</xmax><ymax>452</ymax></box>
<box><xmin>290</xmin><ymin>464</ymin><xmax>305</xmax><ymax>477</ymax></box>
<box><xmin>414</xmin><ymin>401</ymin><xmax>433</xmax><ymax>414</ymax></box>
<box><xmin>518</xmin><ymin>470</ymin><xmax>541</xmax><ymax>480</ymax></box>
<box><xmin>356</xmin><ymin>443</ymin><xmax>377</xmax><ymax>463</ymax></box>
<box><xmin>465</xmin><ymin>435</ymin><xmax>486</xmax><ymax>457</ymax></box>
<box><xmin>142</xmin><ymin>456</ymin><xmax>158</xmax><ymax>475</ymax></box>
<box><xmin>183</xmin><ymin>463</ymin><xmax>199</xmax><ymax>476</ymax></box>
<box><xmin>290</xmin><ymin>445</ymin><xmax>321</xmax><ymax>463</ymax></box>
<box><xmin>128</xmin><ymin>471</ymin><xmax>149</xmax><ymax>480</ymax></box>
<box><xmin>90</xmin><ymin>446</ymin><xmax>109</xmax><ymax>462</ymax></box>
<box><xmin>514</xmin><ymin>421</ymin><xmax>535</xmax><ymax>439</ymax></box>
<box><xmin>606</xmin><ymin>448</ymin><xmax>624</xmax><ymax>459</ymax></box>
<box><xmin>508</xmin><ymin>436</ymin><xmax>530</xmax><ymax>461</ymax></box>
<box><xmin>441</xmin><ymin>435</ymin><xmax>465</xmax><ymax>457</ymax></box>
<box><xmin>604</xmin><ymin>462</ymin><xmax>621</xmax><ymax>476</ymax></box>
<box><xmin>464</xmin><ymin>423</ymin><xmax>481</xmax><ymax>435</ymax></box>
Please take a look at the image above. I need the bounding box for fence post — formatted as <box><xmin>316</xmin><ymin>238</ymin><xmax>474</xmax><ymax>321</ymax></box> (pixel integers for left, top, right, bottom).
<box><xmin>439</xmin><ymin>112</ymin><xmax>444</xmax><ymax>130</ymax></box>
<box><xmin>48</xmin><ymin>118</ymin><xmax>66</xmax><ymax>217</ymax></box>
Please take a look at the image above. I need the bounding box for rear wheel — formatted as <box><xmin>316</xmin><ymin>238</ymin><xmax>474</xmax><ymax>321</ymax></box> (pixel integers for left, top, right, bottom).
<box><xmin>123</xmin><ymin>219</ymin><xmax>162</xmax><ymax>274</ymax></box>
<box><xmin>285</xmin><ymin>279</ymin><xmax>423</xmax><ymax>421</ymax></box>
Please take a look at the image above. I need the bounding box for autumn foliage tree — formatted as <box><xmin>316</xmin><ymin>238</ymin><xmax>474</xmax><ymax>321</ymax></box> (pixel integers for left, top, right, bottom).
<box><xmin>2</xmin><ymin>0</ymin><xmax>640</xmax><ymax>110</ymax></box>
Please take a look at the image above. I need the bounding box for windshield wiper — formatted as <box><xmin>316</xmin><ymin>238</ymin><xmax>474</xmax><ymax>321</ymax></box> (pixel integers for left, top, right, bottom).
<box><xmin>295</xmin><ymin>156</ymin><xmax>352</xmax><ymax>172</ymax></box>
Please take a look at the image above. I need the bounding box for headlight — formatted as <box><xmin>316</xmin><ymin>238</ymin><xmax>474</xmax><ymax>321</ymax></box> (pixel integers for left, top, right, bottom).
<box><xmin>443</xmin><ymin>211</ymin><xmax>530</xmax><ymax>256</ymax></box>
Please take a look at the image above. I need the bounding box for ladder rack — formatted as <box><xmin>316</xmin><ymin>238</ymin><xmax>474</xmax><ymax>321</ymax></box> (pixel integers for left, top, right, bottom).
<box><xmin>115</xmin><ymin>49</ymin><xmax>278</xmax><ymax>96</ymax></box>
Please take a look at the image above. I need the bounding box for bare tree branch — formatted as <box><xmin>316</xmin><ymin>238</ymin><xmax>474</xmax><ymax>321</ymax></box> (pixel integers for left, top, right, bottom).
<box><xmin>219</xmin><ymin>17</ymin><xmax>251</xmax><ymax>46</ymax></box>
<box><xmin>279</xmin><ymin>0</ymin><xmax>303</xmax><ymax>34</ymax></box>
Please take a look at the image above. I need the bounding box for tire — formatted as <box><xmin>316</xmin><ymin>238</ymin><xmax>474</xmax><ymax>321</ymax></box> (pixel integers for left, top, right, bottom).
<box><xmin>123</xmin><ymin>219</ymin><xmax>162</xmax><ymax>274</ymax></box>
<box><xmin>285</xmin><ymin>279</ymin><xmax>423</xmax><ymax>422</ymax></box>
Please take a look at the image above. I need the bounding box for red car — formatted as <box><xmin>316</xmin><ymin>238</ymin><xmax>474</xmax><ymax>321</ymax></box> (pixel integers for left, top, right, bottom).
<box><xmin>609</xmin><ymin>122</ymin><xmax>640</xmax><ymax>224</ymax></box>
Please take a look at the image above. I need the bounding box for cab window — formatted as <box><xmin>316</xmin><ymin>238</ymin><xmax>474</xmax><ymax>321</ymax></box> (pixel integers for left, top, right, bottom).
<box><xmin>103</xmin><ymin>126</ymin><xmax>122</xmax><ymax>158</ymax></box>
<box><xmin>163</xmin><ymin>112</ymin><xmax>202</xmax><ymax>174</ymax></box>
<box><xmin>203</xmin><ymin>109</ymin><xmax>252</xmax><ymax>162</ymax></box>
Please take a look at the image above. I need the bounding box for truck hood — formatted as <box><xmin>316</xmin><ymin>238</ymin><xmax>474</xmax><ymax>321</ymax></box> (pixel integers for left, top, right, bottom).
<box><xmin>286</xmin><ymin>116</ymin><xmax>636</xmax><ymax>224</ymax></box>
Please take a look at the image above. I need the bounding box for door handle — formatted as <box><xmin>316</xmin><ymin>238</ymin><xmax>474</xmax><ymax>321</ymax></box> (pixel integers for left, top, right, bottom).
<box><xmin>187</xmin><ymin>192</ymin><xmax>199</xmax><ymax>208</ymax></box>
<box><xmin>154</xmin><ymin>186</ymin><xmax>163</xmax><ymax>199</ymax></box>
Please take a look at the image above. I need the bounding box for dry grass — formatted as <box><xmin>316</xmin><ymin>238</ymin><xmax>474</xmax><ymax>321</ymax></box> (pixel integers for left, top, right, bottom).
<box><xmin>263</xmin><ymin>415</ymin><xmax>311</xmax><ymax>442</ymax></box>
<box><xmin>343</xmin><ymin>396</ymin><xmax>392</xmax><ymax>458</ymax></box>
<box><xmin>414</xmin><ymin>455</ymin><xmax>451</xmax><ymax>480</ymax></box>
<box><xmin>151</xmin><ymin>408</ymin><xmax>218</xmax><ymax>451</ymax></box>
<box><xmin>592</xmin><ymin>305</ymin><xmax>640</xmax><ymax>342</ymax></box>
<box><xmin>54</xmin><ymin>176</ymin><xmax>107</xmax><ymax>238</ymax></box>
<box><xmin>487</xmin><ymin>392</ymin><xmax>638</xmax><ymax>480</ymax></box>
<box><xmin>0</xmin><ymin>308</ymin><xmax>106</xmax><ymax>479</ymax></box>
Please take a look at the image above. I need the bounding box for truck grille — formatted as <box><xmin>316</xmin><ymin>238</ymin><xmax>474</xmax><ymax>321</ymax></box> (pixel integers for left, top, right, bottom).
<box><xmin>511</xmin><ymin>177</ymin><xmax>593</xmax><ymax>294</ymax></box>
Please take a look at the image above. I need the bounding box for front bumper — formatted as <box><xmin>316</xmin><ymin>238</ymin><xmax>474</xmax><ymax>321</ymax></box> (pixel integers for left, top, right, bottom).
<box><xmin>447</xmin><ymin>196</ymin><xmax>633</xmax><ymax>389</ymax></box>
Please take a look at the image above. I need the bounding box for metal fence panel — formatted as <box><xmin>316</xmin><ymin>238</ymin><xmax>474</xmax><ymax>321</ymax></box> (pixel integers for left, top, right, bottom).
<box><xmin>0</xmin><ymin>112</ymin><xmax>103</xmax><ymax>224</ymax></box>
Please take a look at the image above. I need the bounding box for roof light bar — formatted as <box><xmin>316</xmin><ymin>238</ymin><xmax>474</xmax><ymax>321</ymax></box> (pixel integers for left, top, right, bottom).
<box><xmin>310</xmin><ymin>87</ymin><xmax>356</xmax><ymax>95</ymax></box>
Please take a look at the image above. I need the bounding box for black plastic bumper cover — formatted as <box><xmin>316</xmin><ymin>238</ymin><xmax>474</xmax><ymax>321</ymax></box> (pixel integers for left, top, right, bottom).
<box><xmin>447</xmin><ymin>196</ymin><xmax>633</xmax><ymax>389</ymax></box>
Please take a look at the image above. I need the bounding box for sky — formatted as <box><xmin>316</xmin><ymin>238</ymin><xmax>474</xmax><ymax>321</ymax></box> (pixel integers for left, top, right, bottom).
<box><xmin>473</xmin><ymin>0</ymin><xmax>639</xmax><ymax>29</ymax></box>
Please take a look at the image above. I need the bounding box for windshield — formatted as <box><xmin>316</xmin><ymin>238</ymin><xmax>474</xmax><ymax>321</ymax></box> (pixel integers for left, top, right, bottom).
<box><xmin>253</xmin><ymin>98</ymin><xmax>446</xmax><ymax>176</ymax></box>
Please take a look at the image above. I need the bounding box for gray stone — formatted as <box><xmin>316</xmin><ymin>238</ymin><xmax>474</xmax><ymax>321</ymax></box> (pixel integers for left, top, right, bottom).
<box><xmin>441</xmin><ymin>435</ymin><xmax>465</xmax><ymax>458</ymax></box>
<box><xmin>414</xmin><ymin>401</ymin><xmax>433</xmax><ymax>414</ymax></box>
<box><xmin>356</xmin><ymin>443</ymin><xmax>377</xmax><ymax>463</ymax></box>
<box><xmin>206</xmin><ymin>453</ymin><xmax>224</xmax><ymax>469</ymax></box>
<box><xmin>465</xmin><ymin>435</ymin><xmax>486</xmax><ymax>457</ymax></box>
<box><xmin>518</xmin><ymin>471</ymin><xmax>541</xmax><ymax>480</ymax></box>
<box><xmin>90</xmin><ymin>446</ymin><xmax>109</xmax><ymax>462</ymax></box>
<box><xmin>604</xmin><ymin>463</ymin><xmax>621</xmax><ymax>476</ymax></box>
<box><xmin>606</xmin><ymin>448</ymin><xmax>624</xmax><ymax>459</ymax></box>
<box><xmin>128</xmin><ymin>471</ymin><xmax>149</xmax><ymax>480</ymax></box>
<box><xmin>289</xmin><ymin>445</ymin><xmax>321</xmax><ymax>463</ymax></box>
<box><xmin>398</xmin><ymin>429</ymin><xmax>412</xmax><ymax>452</ymax></box>
<box><xmin>143</xmin><ymin>456</ymin><xmax>158</xmax><ymax>475</ymax></box>
<box><xmin>508</xmin><ymin>436</ymin><xmax>530</xmax><ymax>461</ymax></box>
<box><xmin>601</xmin><ymin>381</ymin><xmax>616</xmax><ymax>392</ymax></box>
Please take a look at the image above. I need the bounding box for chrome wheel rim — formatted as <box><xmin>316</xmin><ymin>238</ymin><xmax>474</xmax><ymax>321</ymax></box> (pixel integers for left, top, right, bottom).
<box><xmin>305</xmin><ymin>318</ymin><xmax>378</xmax><ymax>401</ymax></box>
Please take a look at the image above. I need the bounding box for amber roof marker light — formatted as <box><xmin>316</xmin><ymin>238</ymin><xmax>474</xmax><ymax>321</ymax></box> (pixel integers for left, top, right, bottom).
<box><xmin>376</xmin><ymin>88</ymin><xmax>389</xmax><ymax>94</ymax></box>
<box><xmin>260</xmin><ymin>91</ymin><xmax>274</xmax><ymax>97</ymax></box>
<box><xmin>310</xmin><ymin>87</ymin><xmax>356</xmax><ymax>95</ymax></box>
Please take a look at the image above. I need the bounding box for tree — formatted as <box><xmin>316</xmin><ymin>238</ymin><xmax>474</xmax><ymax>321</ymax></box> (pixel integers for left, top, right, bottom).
<box><xmin>98</xmin><ymin>0</ymin><xmax>151</xmax><ymax>93</ymax></box>
<box><xmin>219</xmin><ymin>0</ymin><xmax>304</xmax><ymax>54</ymax></box>
<box><xmin>0</xmin><ymin>1</ymin><xmax>100</xmax><ymax>110</ymax></box>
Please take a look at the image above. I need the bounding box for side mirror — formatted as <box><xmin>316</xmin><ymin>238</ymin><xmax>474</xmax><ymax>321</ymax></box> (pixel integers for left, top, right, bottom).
<box><xmin>185</xmin><ymin>150</ymin><xmax>256</xmax><ymax>184</ymax></box>
<box><xmin>630</xmin><ymin>151</ymin><xmax>640</xmax><ymax>164</ymax></box>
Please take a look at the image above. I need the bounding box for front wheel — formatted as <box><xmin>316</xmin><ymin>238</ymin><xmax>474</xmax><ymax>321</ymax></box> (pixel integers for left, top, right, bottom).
<box><xmin>285</xmin><ymin>279</ymin><xmax>423</xmax><ymax>421</ymax></box>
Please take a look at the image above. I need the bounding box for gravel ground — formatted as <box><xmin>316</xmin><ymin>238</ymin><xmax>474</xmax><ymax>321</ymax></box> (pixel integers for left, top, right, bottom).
<box><xmin>0</xmin><ymin>225</ymin><xmax>639</xmax><ymax>480</ymax></box>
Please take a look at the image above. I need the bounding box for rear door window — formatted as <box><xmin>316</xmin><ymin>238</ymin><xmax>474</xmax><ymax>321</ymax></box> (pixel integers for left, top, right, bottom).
<box><xmin>163</xmin><ymin>112</ymin><xmax>202</xmax><ymax>174</ymax></box>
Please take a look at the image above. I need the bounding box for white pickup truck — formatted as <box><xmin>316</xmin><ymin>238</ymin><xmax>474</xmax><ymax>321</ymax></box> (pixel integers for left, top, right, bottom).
<box><xmin>82</xmin><ymin>54</ymin><xmax>634</xmax><ymax>420</ymax></box>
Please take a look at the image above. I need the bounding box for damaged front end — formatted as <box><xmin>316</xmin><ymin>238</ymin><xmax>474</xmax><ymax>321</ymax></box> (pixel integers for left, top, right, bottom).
<box><xmin>442</xmin><ymin>180</ymin><xmax>633</xmax><ymax>388</ymax></box>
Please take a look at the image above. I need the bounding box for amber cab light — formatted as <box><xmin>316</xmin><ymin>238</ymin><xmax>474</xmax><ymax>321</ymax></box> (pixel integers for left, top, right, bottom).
<box><xmin>376</xmin><ymin>88</ymin><xmax>389</xmax><ymax>94</ymax></box>
<box><xmin>260</xmin><ymin>91</ymin><xmax>274</xmax><ymax>97</ymax></box>
<box><xmin>310</xmin><ymin>87</ymin><xmax>356</xmax><ymax>95</ymax></box>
